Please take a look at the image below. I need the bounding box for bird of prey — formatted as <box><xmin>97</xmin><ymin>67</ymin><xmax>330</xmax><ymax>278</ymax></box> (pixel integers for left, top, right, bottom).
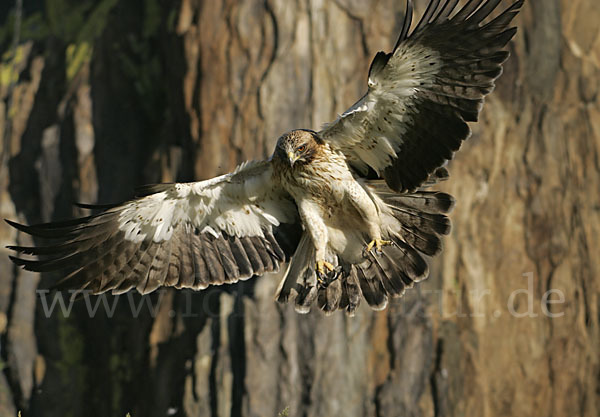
<box><xmin>6</xmin><ymin>0</ymin><xmax>523</xmax><ymax>315</ymax></box>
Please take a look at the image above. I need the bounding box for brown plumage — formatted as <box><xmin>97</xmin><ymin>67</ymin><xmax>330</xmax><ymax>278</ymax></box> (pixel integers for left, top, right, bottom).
<box><xmin>6</xmin><ymin>0</ymin><xmax>522</xmax><ymax>315</ymax></box>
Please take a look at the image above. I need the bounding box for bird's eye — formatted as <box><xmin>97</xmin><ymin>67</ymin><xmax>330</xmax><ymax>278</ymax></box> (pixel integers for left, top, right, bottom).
<box><xmin>296</xmin><ymin>145</ymin><xmax>306</xmax><ymax>152</ymax></box>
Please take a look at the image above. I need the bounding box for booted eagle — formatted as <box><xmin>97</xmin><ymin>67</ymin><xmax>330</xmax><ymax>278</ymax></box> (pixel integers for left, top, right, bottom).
<box><xmin>6</xmin><ymin>0</ymin><xmax>523</xmax><ymax>315</ymax></box>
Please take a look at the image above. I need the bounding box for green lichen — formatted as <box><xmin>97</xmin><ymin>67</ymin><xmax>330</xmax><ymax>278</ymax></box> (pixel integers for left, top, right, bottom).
<box><xmin>57</xmin><ymin>0</ymin><xmax>118</xmax><ymax>80</ymax></box>
<box><xmin>0</xmin><ymin>43</ymin><xmax>28</xmax><ymax>87</ymax></box>
<box><xmin>65</xmin><ymin>41</ymin><xmax>92</xmax><ymax>81</ymax></box>
<box><xmin>1</xmin><ymin>0</ymin><xmax>121</xmax><ymax>83</ymax></box>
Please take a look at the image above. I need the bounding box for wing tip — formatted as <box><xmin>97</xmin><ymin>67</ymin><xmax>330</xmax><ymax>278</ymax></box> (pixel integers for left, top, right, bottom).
<box><xmin>6</xmin><ymin>245</ymin><xmax>35</xmax><ymax>255</ymax></box>
<box><xmin>396</xmin><ymin>0</ymin><xmax>414</xmax><ymax>47</ymax></box>
<box><xmin>8</xmin><ymin>255</ymin><xmax>35</xmax><ymax>269</ymax></box>
<box><xmin>5</xmin><ymin>219</ymin><xmax>30</xmax><ymax>235</ymax></box>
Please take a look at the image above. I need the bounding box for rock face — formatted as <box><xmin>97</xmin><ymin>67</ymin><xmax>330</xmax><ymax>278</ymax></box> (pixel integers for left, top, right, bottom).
<box><xmin>0</xmin><ymin>1</ymin><xmax>598</xmax><ymax>416</ymax></box>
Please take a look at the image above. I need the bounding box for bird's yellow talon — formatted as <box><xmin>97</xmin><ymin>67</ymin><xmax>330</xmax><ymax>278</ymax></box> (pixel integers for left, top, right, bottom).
<box><xmin>317</xmin><ymin>260</ymin><xmax>335</xmax><ymax>275</ymax></box>
<box><xmin>316</xmin><ymin>260</ymin><xmax>338</xmax><ymax>287</ymax></box>
<box><xmin>364</xmin><ymin>239</ymin><xmax>392</xmax><ymax>255</ymax></box>
<box><xmin>365</xmin><ymin>240</ymin><xmax>375</xmax><ymax>252</ymax></box>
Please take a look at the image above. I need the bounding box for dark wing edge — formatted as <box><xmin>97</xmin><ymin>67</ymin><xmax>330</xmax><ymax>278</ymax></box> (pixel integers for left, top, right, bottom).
<box><xmin>6</xmin><ymin>162</ymin><xmax>302</xmax><ymax>296</ymax></box>
<box><xmin>320</xmin><ymin>0</ymin><xmax>524</xmax><ymax>192</ymax></box>
<box><xmin>275</xmin><ymin>171</ymin><xmax>455</xmax><ymax>316</ymax></box>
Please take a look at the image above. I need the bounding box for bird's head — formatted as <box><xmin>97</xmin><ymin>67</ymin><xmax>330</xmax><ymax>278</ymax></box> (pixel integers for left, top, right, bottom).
<box><xmin>274</xmin><ymin>129</ymin><xmax>322</xmax><ymax>168</ymax></box>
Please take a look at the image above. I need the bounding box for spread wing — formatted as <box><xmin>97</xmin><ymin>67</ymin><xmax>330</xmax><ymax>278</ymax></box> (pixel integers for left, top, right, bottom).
<box><xmin>320</xmin><ymin>0</ymin><xmax>523</xmax><ymax>191</ymax></box>
<box><xmin>7</xmin><ymin>160</ymin><xmax>301</xmax><ymax>295</ymax></box>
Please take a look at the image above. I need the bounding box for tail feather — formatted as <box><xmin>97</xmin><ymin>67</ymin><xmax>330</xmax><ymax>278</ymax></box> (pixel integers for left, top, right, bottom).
<box><xmin>378</xmin><ymin>251</ymin><xmax>408</xmax><ymax>297</ymax></box>
<box><xmin>317</xmin><ymin>278</ymin><xmax>342</xmax><ymax>315</ymax></box>
<box><xmin>338</xmin><ymin>267</ymin><xmax>362</xmax><ymax>316</ymax></box>
<box><xmin>294</xmin><ymin>269</ymin><xmax>318</xmax><ymax>314</ymax></box>
<box><xmin>398</xmin><ymin>226</ymin><xmax>443</xmax><ymax>256</ymax></box>
<box><xmin>389</xmin><ymin>238</ymin><xmax>429</xmax><ymax>283</ymax></box>
<box><xmin>355</xmin><ymin>263</ymin><xmax>388</xmax><ymax>310</ymax></box>
<box><xmin>274</xmin><ymin>189</ymin><xmax>454</xmax><ymax>315</ymax></box>
<box><xmin>389</xmin><ymin>191</ymin><xmax>455</xmax><ymax>213</ymax></box>
<box><xmin>275</xmin><ymin>234</ymin><xmax>310</xmax><ymax>302</ymax></box>
<box><xmin>387</xmin><ymin>205</ymin><xmax>452</xmax><ymax>235</ymax></box>
<box><xmin>275</xmin><ymin>234</ymin><xmax>322</xmax><ymax>314</ymax></box>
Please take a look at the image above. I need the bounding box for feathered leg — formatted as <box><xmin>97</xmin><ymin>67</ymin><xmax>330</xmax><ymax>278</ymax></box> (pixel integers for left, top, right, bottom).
<box><xmin>296</xmin><ymin>199</ymin><xmax>339</xmax><ymax>284</ymax></box>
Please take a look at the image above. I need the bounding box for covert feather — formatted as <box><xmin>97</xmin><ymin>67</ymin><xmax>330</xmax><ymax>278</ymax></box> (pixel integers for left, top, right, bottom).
<box><xmin>6</xmin><ymin>0</ymin><xmax>522</xmax><ymax>315</ymax></box>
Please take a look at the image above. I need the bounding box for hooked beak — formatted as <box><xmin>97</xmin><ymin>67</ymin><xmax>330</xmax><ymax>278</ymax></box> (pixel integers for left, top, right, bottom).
<box><xmin>287</xmin><ymin>151</ymin><xmax>299</xmax><ymax>167</ymax></box>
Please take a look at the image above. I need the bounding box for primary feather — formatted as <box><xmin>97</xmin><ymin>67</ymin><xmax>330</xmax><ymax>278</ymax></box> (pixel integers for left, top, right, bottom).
<box><xmin>321</xmin><ymin>0</ymin><xmax>524</xmax><ymax>192</ymax></box>
<box><xmin>6</xmin><ymin>0</ymin><xmax>522</xmax><ymax>315</ymax></box>
<box><xmin>8</xmin><ymin>161</ymin><xmax>301</xmax><ymax>295</ymax></box>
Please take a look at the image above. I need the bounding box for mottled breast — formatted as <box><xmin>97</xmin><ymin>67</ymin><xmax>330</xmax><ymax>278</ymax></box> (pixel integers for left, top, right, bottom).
<box><xmin>279</xmin><ymin>145</ymin><xmax>354</xmax><ymax>207</ymax></box>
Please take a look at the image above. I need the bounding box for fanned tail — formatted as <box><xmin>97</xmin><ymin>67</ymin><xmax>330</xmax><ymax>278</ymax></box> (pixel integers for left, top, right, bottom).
<box><xmin>275</xmin><ymin>234</ymin><xmax>360</xmax><ymax>316</ymax></box>
<box><xmin>275</xmin><ymin>177</ymin><xmax>454</xmax><ymax>315</ymax></box>
<box><xmin>275</xmin><ymin>234</ymin><xmax>319</xmax><ymax>314</ymax></box>
<box><xmin>348</xmin><ymin>187</ymin><xmax>453</xmax><ymax>312</ymax></box>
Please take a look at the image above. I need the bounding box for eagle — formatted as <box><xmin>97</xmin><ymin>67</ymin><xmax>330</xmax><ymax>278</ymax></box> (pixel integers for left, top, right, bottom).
<box><xmin>6</xmin><ymin>0</ymin><xmax>523</xmax><ymax>315</ymax></box>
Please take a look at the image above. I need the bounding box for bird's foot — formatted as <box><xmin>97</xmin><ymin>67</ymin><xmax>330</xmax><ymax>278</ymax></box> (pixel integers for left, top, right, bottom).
<box><xmin>363</xmin><ymin>239</ymin><xmax>393</xmax><ymax>257</ymax></box>
<box><xmin>316</xmin><ymin>260</ymin><xmax>340</xmax><ymax>288</ymax></box>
